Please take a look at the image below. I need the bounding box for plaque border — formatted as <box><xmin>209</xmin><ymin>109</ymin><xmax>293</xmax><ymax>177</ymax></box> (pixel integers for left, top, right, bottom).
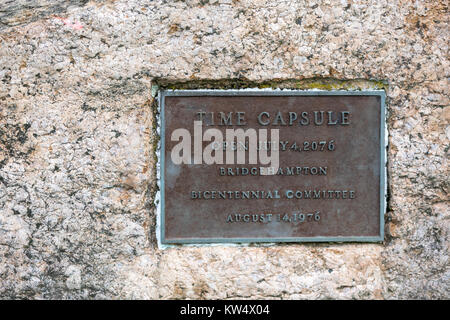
<box><xmin>158</xmin><ymin>89</ymin><xmax>386</xmax><ymax>244</ymax></box>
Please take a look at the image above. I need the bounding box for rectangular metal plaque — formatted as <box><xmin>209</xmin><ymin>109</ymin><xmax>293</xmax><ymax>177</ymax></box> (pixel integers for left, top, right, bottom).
<box><xmin>159</xmin><ymin>90</ymin><xmax>385</xmax><ymax>243</ymax></box>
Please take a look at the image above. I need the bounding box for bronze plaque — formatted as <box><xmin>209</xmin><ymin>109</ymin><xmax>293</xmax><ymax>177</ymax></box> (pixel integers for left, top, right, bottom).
<box><xmin>159</xmin><ymin>90</ymin><xmax>385</xmax><ymax>243</ymax></box>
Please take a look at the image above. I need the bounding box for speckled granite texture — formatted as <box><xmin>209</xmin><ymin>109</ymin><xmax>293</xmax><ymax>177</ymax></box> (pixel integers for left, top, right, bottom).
<box><xmin>0</xmin><ymin>0</ymin><xmax>448</xmax><ymax>299</ymax></box>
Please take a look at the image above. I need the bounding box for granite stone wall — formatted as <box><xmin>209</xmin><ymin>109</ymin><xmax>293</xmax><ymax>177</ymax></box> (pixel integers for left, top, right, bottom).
<box><xmin>0</xmin><ymin>0</ymin><xmax>448</xmax><ymax>299</ymax></box>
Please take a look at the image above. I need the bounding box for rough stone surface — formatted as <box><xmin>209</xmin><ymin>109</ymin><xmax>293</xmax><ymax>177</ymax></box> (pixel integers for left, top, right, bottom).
<box><xmin>0</xmin><ymin>0</ymin><xmax>448</xmax><ymax>299</ymax></box>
